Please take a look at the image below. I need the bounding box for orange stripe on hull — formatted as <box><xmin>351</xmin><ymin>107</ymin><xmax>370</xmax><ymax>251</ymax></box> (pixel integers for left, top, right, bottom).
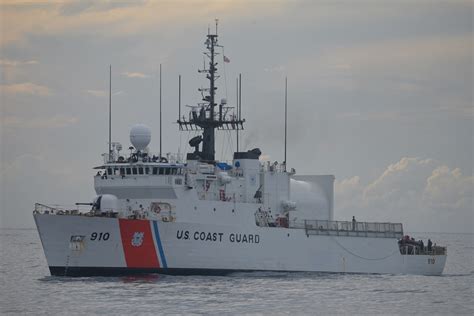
<box><xmin>119</xmin><ymin>219</ymin><xmax>160</xmax><ymax>268</ymax></box>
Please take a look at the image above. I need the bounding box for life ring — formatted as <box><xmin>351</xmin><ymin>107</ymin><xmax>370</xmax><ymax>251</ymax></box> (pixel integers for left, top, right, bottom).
<box><xmin>152</xmin><ymin>205</ymin><xmax>161</xmax><ymax>214</ymax></box>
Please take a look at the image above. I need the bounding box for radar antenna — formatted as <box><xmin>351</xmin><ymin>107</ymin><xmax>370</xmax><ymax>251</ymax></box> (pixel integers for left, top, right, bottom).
<box><xmin>177</xmin><ymin>24</ymin><xmax>245</xmax><ymax>161</ymax></box>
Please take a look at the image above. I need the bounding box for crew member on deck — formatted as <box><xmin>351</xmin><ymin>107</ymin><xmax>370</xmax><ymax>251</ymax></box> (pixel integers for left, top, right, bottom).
<box><xmin>352</xmin><ymin>216</ymin><xmax>356</xmax><ymax>231</ymax></box>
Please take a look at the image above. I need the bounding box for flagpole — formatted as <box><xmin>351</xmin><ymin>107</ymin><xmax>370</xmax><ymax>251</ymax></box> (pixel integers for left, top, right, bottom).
<box><xmin>222</xmin><ymin>48</ymin><xmax>228</xmax><ymax>98</ymax></box>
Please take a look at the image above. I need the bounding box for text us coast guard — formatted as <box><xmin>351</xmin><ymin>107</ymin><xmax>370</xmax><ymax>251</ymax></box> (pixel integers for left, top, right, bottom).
<box><xmin>176</xmin><ymin>230</ymin><xmax>260</xmax><ymax>244</ymax></box>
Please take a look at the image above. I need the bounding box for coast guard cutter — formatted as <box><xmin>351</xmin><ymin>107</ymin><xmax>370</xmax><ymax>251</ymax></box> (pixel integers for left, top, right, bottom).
<box><xmin>34</xmin><ymin>27</ymin><xmax>447</xmax><ymax>276</ymax></box>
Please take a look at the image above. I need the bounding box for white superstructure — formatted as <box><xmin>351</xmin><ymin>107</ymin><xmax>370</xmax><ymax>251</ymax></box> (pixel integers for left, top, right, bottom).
<box><xmin>33</xmin><ymin>28</ymin><xmax>447</xmax><ymax>277</ymax></box>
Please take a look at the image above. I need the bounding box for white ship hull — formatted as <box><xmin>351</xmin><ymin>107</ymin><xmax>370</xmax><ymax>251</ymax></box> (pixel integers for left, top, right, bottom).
<box><xmin>34</xmin><ymin>214</ymin><xmax>446</xmax><ymax>276</ymax></box>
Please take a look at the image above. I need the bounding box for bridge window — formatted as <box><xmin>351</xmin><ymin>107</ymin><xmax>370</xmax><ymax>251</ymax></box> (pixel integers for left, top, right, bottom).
<box><xmin>152</xmin><ymin>167</ymin><xmax>158</xmax><ymax>175</ymax></box>
<box><xmin>126</xmin><ymin>168</ymin><xmax>131</xmax><ymax>175</ymax></box>
<box><xmin>165</xmin><ymin>168</ymin><xmax>171</xmax><ymax>175</ymax></box>
<box><xmin>107</xmin><ymin>168</ymin><xmax>112</xmax><ymax>175</ymax></box>
<box><xmin>120</xmin><ymin>168</ymin><xmax>125</xmax><ymax>175</ymax></box>
<box><xmin>132</xmin><ymin>167</ymin><xmax>137</xmax><ymax>175</ymax></box>
<box><xmin>145</xmin><ymin>167</ymin><xmax>150</xmax><ymax>174</ymax></box>
<box><xmin>138</xmin><ymin>167</ymin><xmax>144</xmax><ymax>175</ymax></box>
<box><xmin>159</xmin><ymin>168</ymin><xmax>164</xmax><ymax>175</ymax></box>
<box><xmin>171</xmin><ymin>168</ymin><xmax>177</xmax><ymax>175</ymax></box>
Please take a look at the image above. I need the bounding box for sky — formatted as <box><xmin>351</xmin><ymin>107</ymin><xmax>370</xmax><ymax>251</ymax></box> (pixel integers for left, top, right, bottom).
<box><xmin>0</xmin><ymin>0</ymin><xmax>472</xmax><ymax>233</ymax></box>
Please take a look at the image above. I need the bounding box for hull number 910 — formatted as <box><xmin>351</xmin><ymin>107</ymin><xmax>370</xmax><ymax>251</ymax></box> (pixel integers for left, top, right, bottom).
<box><xmin>90</xmin><ymin>232</ymin><xmax>110</xmax><ymax>241</ymax></box>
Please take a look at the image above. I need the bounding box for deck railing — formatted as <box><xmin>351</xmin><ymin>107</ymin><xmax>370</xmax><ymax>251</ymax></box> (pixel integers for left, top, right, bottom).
<box><xmin>299</xmin><ymin>219</ymin><xmax>404</xmax><ymax>239</ymax></box>
<box><xmin>33</xmin><ymin>203</ymin><xmax>176</xmax><ymax>221</ymax></box>
<box><xmin>399</xmin><ymin>244</ymin><xmax>447</xmax><ymax>256</ymax></box>
<box><xmin>34</xmin><ymin>203</ymin><xmax>82</xmax><ymax>215</ymax></box>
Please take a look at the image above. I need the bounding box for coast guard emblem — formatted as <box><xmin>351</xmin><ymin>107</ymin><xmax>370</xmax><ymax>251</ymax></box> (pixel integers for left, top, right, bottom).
<box><xmin>131</xmin><ymin>232</ymin><xmax>144</xmax><ymax>247</ymax></box>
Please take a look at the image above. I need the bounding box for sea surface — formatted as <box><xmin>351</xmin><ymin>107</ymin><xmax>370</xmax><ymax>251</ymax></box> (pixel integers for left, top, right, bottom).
<box><xmin>0</xmin><ymin>229</ymin><xmax>472</xmax><ymax>315</ymax></box>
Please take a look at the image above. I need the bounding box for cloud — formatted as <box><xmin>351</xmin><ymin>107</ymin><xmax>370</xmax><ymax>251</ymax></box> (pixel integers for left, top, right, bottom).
<box><xmin>325</xmin><ymin>35</ymin><xmax>471</xmax><ymax>74</ymax></box>
<box><xmin>85</xmin><ymin>89</ymin><xmax>123</xmax><ymax>97</ymax></box>
<box><xmin>263</xmin><ymin>65</ymin><xmax>285</xmax><ymax>73</ymax></box>
<box><xmin>0</xmin><ymin>82</ymin><xmax>51</xmax><ymax>96</ymax></box>
<box><xmin>85</xmin><ymin>89</ymin><xmax>107</xmax><ymax>97</ymax></box>
<box><xmin>0</xmin><ymin>0</ymin><xmax>282</xmax><ymax>47</ymax></box>
<box><xmin>290</xmin><ymin>34</ymin><xmax>472</xmax><ymax>95</ymax></box>
<box><xmin>437</xmin><ymin>104</ymin><xmax>474</xmax><ymax>118</ymax></box>
<box><xmin>338</xmin><ymin>111</ymin><xmax>401</xmax><ymax>122</ymax></box>
<box><xmin>335</xmin><ymin>157</ymin><xmax>473</xmax><ymax>233</ymax></box>
<box><xmin>0</xmin><ymin>59</ymin><xmax>38</xmax><ymax>66</ymax></box>
<box><xmin>58</xmin><ymin>0</ymin><xmax>147</xmax><ymax>16</ymax></box>
<box><xmin>334</xmin><ymin>176</ymin><xmax>363</xmax><ymax>210</ymax></box>
<box><xmin>423</xmin><ymin>166</ymin><xmax>474</xmax><ymax>211</ymax></box>
<box><xmin>362</xmin><ymin>157</ymin><xmax>435</xmax><ymax>208</ymax></box>
<box><xmin>1</xmin><ymin>115</ymin><xmax>78</xmax><ymax>129</ymax></box>
<box><xmin>122</xmin><ymin>71</ymin><xmax>149</xmax><ymax>78</ymax></box>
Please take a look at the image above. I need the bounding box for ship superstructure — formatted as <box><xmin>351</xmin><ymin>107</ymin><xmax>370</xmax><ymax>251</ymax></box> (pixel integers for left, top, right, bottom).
<box><xmin>33</xmin><ymin>27</ymin><xmax>447</xmax><ymax>276</ymax></box>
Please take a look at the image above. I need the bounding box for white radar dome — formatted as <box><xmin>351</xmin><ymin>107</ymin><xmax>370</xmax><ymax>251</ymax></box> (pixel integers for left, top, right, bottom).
<box><xmin>130</xmin><ymin>124</ymin><xmax>151</xmax><ymax>151</ymax></box>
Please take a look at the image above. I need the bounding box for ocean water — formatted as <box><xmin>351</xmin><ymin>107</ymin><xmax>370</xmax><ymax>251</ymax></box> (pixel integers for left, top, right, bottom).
<box><xmin>0</xmin><ymin>229</ymin><xmax>472</xmax><ymax>315</ymax></box>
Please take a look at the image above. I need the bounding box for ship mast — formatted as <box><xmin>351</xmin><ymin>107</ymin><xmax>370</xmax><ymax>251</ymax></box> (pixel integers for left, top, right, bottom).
<box><xmin>202</xmin><ymin>24</ymin><xmax>218</xmax><ymax>160</ymax></box>
<box><xmin>178</xmin><ymin>21</ymin><xmax>244</xmax><ymax>161</ymax></box>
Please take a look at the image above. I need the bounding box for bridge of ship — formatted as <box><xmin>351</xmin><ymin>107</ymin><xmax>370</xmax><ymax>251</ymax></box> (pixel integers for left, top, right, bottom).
<box><xmin>96</xmin><ymin>163</ymin><xmax>186</xmax><ymax>177</ymax></box>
